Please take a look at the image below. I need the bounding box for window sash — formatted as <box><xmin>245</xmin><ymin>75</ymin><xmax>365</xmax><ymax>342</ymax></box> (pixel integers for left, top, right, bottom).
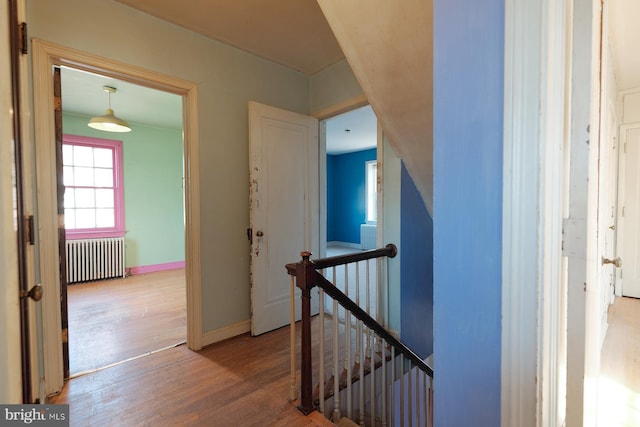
<box><xmin>366</xmin><ymin>160</ymin><xmax>377</xmax><ymax>223</ymax></box>
<box><xmin>62</xmin><ymin>134</ymin><xmax>124</xmax><ymax>239</ymax></box>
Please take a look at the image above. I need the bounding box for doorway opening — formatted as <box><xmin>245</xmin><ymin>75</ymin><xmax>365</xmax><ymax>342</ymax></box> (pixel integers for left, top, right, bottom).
<box><xmin>59</xmin><ymin>66</ymin><xmax>186</xmax><ymax>377</ymax></box>
<box><xmin>32</xmin><ymin>39</ymin><xmax>202</xmax><ymax>396</ymax></box>
<box><xmin>323</xmin><ymin>105</ymin><xmax>378</xmax><ymax>258</ymax></box>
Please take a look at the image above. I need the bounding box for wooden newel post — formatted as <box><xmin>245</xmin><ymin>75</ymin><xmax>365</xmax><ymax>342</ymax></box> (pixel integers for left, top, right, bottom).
<box><xmin>296</xmin><ymin>251</ymin><xmax>316</xmax><ymax>414</ymax></box>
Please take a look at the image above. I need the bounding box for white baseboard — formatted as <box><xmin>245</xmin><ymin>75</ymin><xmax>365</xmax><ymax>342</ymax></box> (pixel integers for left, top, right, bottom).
<box><xmin>202</xmin><ymin>320</ymin><xmax>251</xmax><ymax>347</ymax></box>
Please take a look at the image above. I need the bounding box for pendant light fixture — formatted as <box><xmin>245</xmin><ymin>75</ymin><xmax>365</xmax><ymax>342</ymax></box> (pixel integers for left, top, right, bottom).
<box><xmin>88</xmin><ymin>86</ymin><xmax>132</xmax><ymax>133</ymax></box>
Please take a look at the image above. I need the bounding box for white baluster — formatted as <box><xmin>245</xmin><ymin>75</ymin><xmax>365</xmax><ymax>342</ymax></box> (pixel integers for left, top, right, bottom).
<box><xmin>390</xmin><ymin>346</ymin><xmax>396</xmax><ymax>427</ymax></box>
<box><xmin>400</xmin><ymin>355</ymin><xmax>405</xmax><ymax>427</ymax></box>
<box><xmin>370</xmin><ymin>331</ymin><xmax>376</xmax><ymax>427</ymax></box>
<box><xmin>319</xmin><ymin>286</ymin><xmax>325</xmax><ymax>415</ymax></box>
<box><xmin>381</xmin><ymin>338</ymin><xmax>387</xmax><ymax>427</ymax></box>
<box><xmin>346</xmin><ymin>322</ymin><xmax>352</xmax><ymax>419</ymax></box>
<box><xmin>422</xmin><ymin>371</ymin><xmax>428</xmax><ymax>427</ymax></box>
<box><xmin>415</xmin><ymin>366</ymin><xmax>421</xmax><ymax>427</ymax></box>
<box><xmin>359</xmin><ymin>323</ymin><xmax>365</xmax><ymax>426</ymax></box>
<box><xmin>429</xmin><ymin>376</ymin><xmax>434</xmax><ymax>427</ymax></box>
<box><xmin>333</xmin><ymin>298</ymin><xmax>341</xmax><ymax>422</ymax></box>
<box><xmin>408</xmin><ymin>362</ymin><xmax>413</xmax><ymax>427</ymax></box>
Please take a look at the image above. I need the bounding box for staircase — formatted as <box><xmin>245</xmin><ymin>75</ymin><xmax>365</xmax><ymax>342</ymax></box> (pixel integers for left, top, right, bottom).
<box><xmin>287</xmin><ymin>246</ymin><xmax>433</xmax><ymax>426</ymax></box>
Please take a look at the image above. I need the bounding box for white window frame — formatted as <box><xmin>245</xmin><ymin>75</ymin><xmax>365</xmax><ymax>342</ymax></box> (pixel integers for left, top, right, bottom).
<box><xmin>62</xmin><ymin>134</ymin><xmax>125</xmax><ymax>239</ymax></box>
<box><xmin>365</xmin><ymin>159</ymin><xmax>377</xmax><ymax>224</ymax></box>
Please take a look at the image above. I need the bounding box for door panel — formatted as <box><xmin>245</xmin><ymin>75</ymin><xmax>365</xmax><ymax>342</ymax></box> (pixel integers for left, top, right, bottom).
<box><xmin>621</xmin><ymin>127</ymin><xmax>640</xmax><ymax>298</ymax></box>
<box><xmin>249</xmin><ymin>101</ymin><xmax>319</xmax><ymax>336</ymax></box>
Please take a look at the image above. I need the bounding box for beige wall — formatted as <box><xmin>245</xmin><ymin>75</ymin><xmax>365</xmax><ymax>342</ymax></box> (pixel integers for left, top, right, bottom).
<box><xmin>309</xmin><ymin>59</ymin><xmax>364</xmax><ymax>116</ymax></box>
<box><xmin>27</xmin><ymin>0</ymin><xmax>309</xmax><ymax>333</ymax></box>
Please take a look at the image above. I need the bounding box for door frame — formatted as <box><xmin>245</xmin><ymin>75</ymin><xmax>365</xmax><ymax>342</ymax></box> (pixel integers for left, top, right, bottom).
<box><xmin>31</xmin><ymin>39</ymin><xmax>202</xmax><ymax>396</ymax></box>
<box><xmin>312</xmin><ymin>95</ymin><xmax>369</xmax><ymax>261</ymax></box>
<box><xmin>615</xmin><ymin>123</ymin><xmax>640</xmax><ymax>297</ymax></box>
<box><xmin>502</xmin><ymin>0</ymin><xmax>579</xmax><ymax>425</ymax></box>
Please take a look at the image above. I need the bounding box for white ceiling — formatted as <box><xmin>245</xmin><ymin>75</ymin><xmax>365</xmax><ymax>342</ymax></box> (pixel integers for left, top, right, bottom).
<box><xmin>326</xmin><ymin>106</ymin><xmax>377</xmax><ymax>155</ymax></box>
<box><xmin>61</xmin><ymin>66</ymin><xmax>183</xmax><ymax>130</ymax></box>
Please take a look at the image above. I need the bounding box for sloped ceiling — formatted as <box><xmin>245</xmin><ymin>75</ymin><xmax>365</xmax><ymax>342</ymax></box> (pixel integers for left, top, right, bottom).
<box><xmin>317</xmin><ymin>0</ymin><xmax>433</xmax><ymax>213</ymax></box>
<box><xmin>608</xmin><ymin>0</ymin><xmax>640</xmax><ymax>91</ymax></box>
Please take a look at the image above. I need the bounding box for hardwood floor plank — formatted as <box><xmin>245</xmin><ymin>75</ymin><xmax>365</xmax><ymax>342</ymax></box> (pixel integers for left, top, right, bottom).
<box><xmin>50</xmin><ymin>321</ymin><xmax>327</xmax><ymax>426</ymax></box>
<box><xmin>598</xmin><ymin>296</ymin><xmax>640</xmax><ymax>426</ymax></box>
<box><xmin>68</xmin><ymin>269</ymin><xmax>186</xmax><ymax>374</ymax></box>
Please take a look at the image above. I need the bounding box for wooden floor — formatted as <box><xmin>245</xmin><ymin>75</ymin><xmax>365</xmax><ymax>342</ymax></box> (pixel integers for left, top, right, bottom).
<box><xmin>55</xmin><ymin>274</ymin><xmax>640</xmax><ymax>425</ymax></box>
<box><xmin>598</xmin><ymin>296</ymin><xmax>640</xmax><ymax>426</ymax></box>
<box><xmin>50</xmin><ymin>321</ymin><xmax>327</xmax><ymax>427</ymax></box>
<box><xmin>68</xmin><ymin>268</ymin><xmax>186</xmax><ymax>375</ymax></box>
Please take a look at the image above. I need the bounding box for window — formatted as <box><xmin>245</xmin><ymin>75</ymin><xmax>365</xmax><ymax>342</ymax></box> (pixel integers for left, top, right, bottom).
<box><xmin>365</xmin><ymin>160</ymin><xmax>377</xmax><ymax>223</ymax></box>
<box><xmin>63</xmin><ymin>135</ymin><xmax>124</xmax><ymax>239</ymax></box>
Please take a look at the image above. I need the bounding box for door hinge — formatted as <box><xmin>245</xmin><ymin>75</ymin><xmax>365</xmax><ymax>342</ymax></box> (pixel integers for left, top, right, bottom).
<box><xmin>61</xmin><ymin>328</ymin><xmax>68</xmax><ymax>344</ymax></box>
<box><xmin>18</xmin><ymin>22</ymin><xmax>28</xmax><ymax>54</ymax></box>
<box><xmin>25</xmin><ymin>215</ymin><xmax>34</xmax><ymax>245</ymax></box>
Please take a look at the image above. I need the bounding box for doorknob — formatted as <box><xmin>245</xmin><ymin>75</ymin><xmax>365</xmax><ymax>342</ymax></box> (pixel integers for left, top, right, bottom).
<box><xmin>602</xmin><ymin>257</ymin><xmax>622</xmax><ymax>268</ymax></box>
<box><xmin>20</xmin><ymin>284</ymin><xmax>43</xmax><ymax>302</ymax></box>
<box><xmin>609</xmin><ymin>224</ymin><xmax>616</xmax><ymax>231</ymax></box>
<box><xmin>256</xmin><ymin>231</ymin><xmax>264</xmax><ymax>237</ymax></box>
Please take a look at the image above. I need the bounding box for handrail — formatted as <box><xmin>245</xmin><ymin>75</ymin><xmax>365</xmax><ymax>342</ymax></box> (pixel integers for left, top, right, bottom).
<box><xmin>316</xmin><ymin>273</ymin><xmax>434</xmax><ymax>377</ymax></box>
<box><xmin>289</xmin><ymin>244</ymin><xmax>433</xmax><ymax>416</ymax></box>
<box><xmin>285</xmin><ymin>243</ymin><xmax>397</xmax><ymax>275</ymax></box>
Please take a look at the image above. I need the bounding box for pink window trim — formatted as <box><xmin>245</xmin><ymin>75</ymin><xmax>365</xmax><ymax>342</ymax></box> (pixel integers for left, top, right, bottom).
<box><xmin>63</xmin><ymin>134</ymin><xmax>125</xmax><ymax>240</ymax></box>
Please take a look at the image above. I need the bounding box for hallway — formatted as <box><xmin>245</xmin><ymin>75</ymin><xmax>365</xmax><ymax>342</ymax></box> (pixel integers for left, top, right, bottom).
<box><xmin>598</xmin><ymin>296</ymin><xmax>640</xmax><ymax>426</ymax></box>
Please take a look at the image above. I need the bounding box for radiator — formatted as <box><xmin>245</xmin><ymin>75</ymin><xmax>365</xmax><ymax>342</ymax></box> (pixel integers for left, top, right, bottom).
<box><xmin>360</xmin><ymin>224</ymin><xmax>377</xmax><ymax>250</ymax></box>
<box><xmin>65</xmin><ymin>237</ymin><xmax>125</xmax><ymax>284</ymax></box>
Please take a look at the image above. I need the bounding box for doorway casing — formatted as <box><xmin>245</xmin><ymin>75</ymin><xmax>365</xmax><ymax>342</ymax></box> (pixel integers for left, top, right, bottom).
<box><xmin>31</xmin><ymin>39</ymin><xmax>202</xmax><ymax>396</ymax></box>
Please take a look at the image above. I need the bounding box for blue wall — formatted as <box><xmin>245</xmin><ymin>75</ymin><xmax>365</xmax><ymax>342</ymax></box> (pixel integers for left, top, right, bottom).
<box><xmin>433</xmin><ymin>0</ymin><xmax>504</xmax><ymax>425</ymax></box>
<box><xmin>400</xmin><ymin>163</ymin><xmax>433</xmax><ymax>358</ymax></box>
<box><xmin>326</xmin><ymin>149</ymin><xmax>376</xmax><ymax>244</ymax></box>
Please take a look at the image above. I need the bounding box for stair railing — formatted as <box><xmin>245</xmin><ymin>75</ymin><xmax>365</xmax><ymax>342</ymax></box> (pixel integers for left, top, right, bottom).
<box><xmin>286</xmin><ymin>245</ymin><xmax>434</xmax><ymax>426</ymax></box>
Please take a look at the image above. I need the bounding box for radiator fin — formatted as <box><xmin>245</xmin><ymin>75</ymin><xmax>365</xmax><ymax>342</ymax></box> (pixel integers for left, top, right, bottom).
<box><xmin>66</xmin><ymin>238</ymin><xmax>125</xmax><ymax>284</ymax></box>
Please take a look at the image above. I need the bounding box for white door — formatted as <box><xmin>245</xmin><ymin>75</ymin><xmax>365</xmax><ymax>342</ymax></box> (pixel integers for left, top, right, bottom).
<box><xmin>620</xmin><ymin>126</ymin><xmax>640</xmax><ymax>298</ymax></box>
<box><xmin>597</xmin><ymin>104</ymin><xmax>619</xmax><ymax>345</ymax></box>
<box><xmin>249</xmin><ymin>101</ymin><xmax>320</xmax><ymax>336</ymax></box>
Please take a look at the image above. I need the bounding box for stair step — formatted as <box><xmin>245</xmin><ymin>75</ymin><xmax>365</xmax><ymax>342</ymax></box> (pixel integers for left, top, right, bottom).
<box><xmin>313</xmin><ymin>350</ymin><xmax>393</xmax><ymax>403</ymax></box>
<box><xmin>306</xmin><ymin>411</ymin><xmax>358</xmax><ymax>427</ymax></box>
<box><xmin>336</xmin><ymin>418</ymin><xmax>359</xmax><ymax>427</ymax></box>
<box><xmin>307</xmin><ymin>410</ymin><xmax>337</xmax><ymax>426</ymax></box>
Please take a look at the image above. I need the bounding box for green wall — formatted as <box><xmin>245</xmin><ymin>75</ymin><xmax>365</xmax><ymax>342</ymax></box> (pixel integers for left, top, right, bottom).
<box><xmin>62</xmin><ymin>112</ymin><xmax>185</xmax><ymax>268</ymax></box>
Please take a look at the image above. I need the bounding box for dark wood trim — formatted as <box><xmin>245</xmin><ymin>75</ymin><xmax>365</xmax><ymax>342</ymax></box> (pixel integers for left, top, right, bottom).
<box><xmin>286</xmin><ymin>243</ymin><xmax>397</xmax><ymax>275</ymax></box>
<box><xmin>290</xmin><ymin>244</ymin><xmax>431</xmax><ymax>415</ymax></box>
<box><xmin>53</xmin><ymin>67</ymin><xmax>70</xmax><ymax>379</ymax></box>
<box><xmin>295</xmin><ymin>252</ymin><xmax>316</xmax><ymax>415</ymax></box>
<box><xmin>8</xmin><ymin>0</ymin><xmax>32</xmax><ymax>403</ymax></box>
